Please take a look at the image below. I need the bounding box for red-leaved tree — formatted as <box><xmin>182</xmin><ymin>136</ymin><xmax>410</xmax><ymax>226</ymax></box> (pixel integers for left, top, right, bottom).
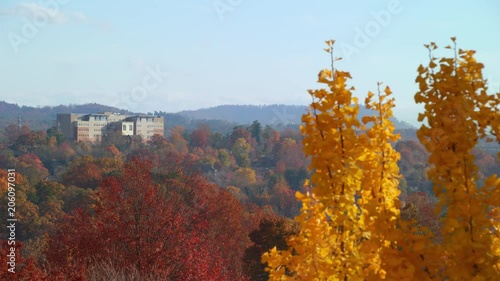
<box><xmin>47</xmin><ymin>158</ymin><xmax>258</xmax><ymax>280</ymax></box>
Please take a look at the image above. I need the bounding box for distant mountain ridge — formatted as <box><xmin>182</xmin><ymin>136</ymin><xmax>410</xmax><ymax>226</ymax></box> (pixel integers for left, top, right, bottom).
<box><xmin>177</xmin><ymin>104</ymin><xmax>415</xmax><ymax>129</ymax></box>
<box><xmin>0</xmin><ymin>101</ymin><xmax>414</xmax><ymax>133</ymax></box>
<box><xmin>0</xmin><ymin>101</ymin><xmax>132</xmax><ymax>130</ymax></box>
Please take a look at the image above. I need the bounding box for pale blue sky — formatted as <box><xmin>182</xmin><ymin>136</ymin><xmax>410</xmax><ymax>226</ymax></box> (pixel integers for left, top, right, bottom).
<box><xmin>1</xmin><ymin>0</ymin><xmax>499</xmax><ymax>125</ymax></box>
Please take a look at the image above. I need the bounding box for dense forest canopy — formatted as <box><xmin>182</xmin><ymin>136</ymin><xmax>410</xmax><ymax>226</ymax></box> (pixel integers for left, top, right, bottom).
<box><xmin>1</xmin><ymin>39</ymin><xmax>499</xmax><ymax>280</ymax></box>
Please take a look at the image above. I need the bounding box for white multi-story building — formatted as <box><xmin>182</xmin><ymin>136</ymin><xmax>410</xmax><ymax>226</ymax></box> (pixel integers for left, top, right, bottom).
<box><xmin>56</xmin><ymin>112</ymin><xmax>164</xmax><ymax>142</ymax></box>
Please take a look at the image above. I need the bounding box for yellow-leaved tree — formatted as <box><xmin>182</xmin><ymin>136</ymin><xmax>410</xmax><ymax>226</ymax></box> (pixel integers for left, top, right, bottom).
<box><xmin>263</xmin><ymin>38</ymin><xmax>500</xmax><ymax>280</ymax></box>
<box><xmin>263</xmin><ymin>40</ymin><xmax>366</xmax><ymax>280</ymax></box>
<box><xmin>415</xmin><ymin>39</ymin><xmax>500</xmax><ymax>280</ymax></box>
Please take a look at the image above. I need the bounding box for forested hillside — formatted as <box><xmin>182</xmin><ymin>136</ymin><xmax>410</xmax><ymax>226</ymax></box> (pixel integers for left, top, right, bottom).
<box><xmin>1</xmin><ymin>39</ymin><xmax>499</xmax><ymax>281</ymax></box>
<box><xmin>177</xmin><ymin>104</ymin><xmax>416</xmax><ymax>129</ymax></box>
<box><xmin>0</xmin><ymin>102</ymin><xmax>132</xmax><ymax>131</ymax></box>
<box><xmin>0</xmin><ymin>107</ymin><xmax>498</xmax><ymax>279</ymax></box>
<box><xmin>0</xmin><ymin>101</ymin><xmax>416</xmax><ymax>139</ymax></box>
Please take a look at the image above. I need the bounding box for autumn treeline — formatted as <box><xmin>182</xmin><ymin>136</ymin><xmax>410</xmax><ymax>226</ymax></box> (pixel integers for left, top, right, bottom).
<box><xmin>0</xmin><ymin>121</ymin><xmax>306</xmax><ymax>280</ymax></box>
<box><xmin>0</xmin><ymin>113</ymin><xmax>498</xmax><ymax>280</ymax></box>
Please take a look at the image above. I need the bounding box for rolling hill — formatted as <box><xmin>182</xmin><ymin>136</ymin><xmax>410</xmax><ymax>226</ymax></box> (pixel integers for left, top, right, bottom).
<box><xmin>177</xmin><ymin>104</ymin><xmax>415</xmax><ymax>129</ymax></box>
<box><xmin>0</xmin><ymin>101</ymin><xmax>415</xmax><ymax>135</ymax></box>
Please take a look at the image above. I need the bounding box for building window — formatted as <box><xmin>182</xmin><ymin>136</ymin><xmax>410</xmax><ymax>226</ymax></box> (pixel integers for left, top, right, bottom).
<box><xmin>129</xmin><ymin>124</ymin><xmax>133</xmax><ymax>131</ymax></box>
<box><xmin>123</xmin><ymin>125</ymin><xmax>126</xmax><ymax>131</ymax></box>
